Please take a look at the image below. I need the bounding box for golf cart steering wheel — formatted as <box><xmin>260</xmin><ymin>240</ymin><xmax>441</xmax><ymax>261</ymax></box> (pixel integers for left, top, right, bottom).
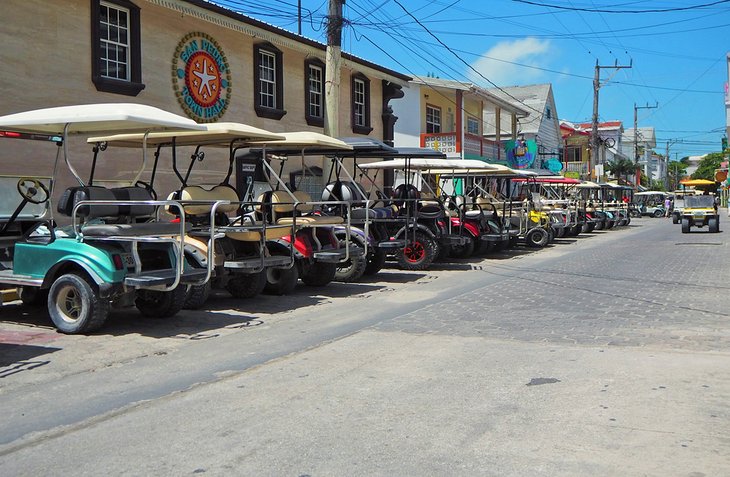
<box><xmin>134</xmin><ymin>180</ymin><xmax>158</xmax><ymax>200</ymax></box>
<box><xmin>17</xmin><ymin>178</ymin><xmax>50</xmax><ymax>204</ymax></box>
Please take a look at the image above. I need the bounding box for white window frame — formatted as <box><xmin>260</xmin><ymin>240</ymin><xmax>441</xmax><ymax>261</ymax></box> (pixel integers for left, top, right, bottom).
<box><xmin>99</xmin><ymin>1</ymin><xmax>130</xmax><ymax>81</ymax></box>
<box><xmin>467</xmin><ymin>117</ymin><xmax>479</xmax><ymax>135</ymax></box>
<box><xmin>353</xmin><ymin>78</ymin><xmax>366</xmax><ymax>127</ymax></box>
<box><xmin>426</xmin><ymin>105</ymin><xmax>441</xmax><ymax>134</ymax></box>
<box><xmin>259</xmin><ymin>50</ymin><xmax>277</xmax><ymax>109</ymax></box>
<box><xmin>308</xmin><ymin>64</ymin><xmax>323</xmax><ymax>119</ymax></box>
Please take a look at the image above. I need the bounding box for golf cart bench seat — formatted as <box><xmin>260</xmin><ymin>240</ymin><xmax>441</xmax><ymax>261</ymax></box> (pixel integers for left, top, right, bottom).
<box><xmin>350</xmin><ymin>206</ymin><xmax>396</xmax><ymax>220</ymax></box>
<box><xmin>58</xmin><ymin>185</ymin><xmax>186</xmax><ymax>237</ymax></box>
<box><xmin>263</xmin><ymin>190</ymin><xmax>344</xmax><ymax>226</ymax></box>
<box><xmin>170</xmin><ymin>185</ymin><xmax>241</xmax><ymax>216</ymax></box>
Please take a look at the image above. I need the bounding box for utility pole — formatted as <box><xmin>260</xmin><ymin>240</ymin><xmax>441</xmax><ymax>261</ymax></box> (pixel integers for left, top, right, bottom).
<box><xmin>323</xmin><ymin>0</ymin><xmax>344</xmax><ymax>181</ymax></box>
<box><xmin>591</xmin><ymin>59</ymin><xmax>632</xmax><ymax>180</ymax></box>
<box><xmin>634</xmin><ymin>102</ymin><xmax>658</xmax><ymax>189</ymax></box>
<box><xmin>297</xmin><ymin>0</ymin><xmax>302</xmax><ymax>35</ymax></box>
<box><xmin>666</xmin><ymin>138</ymin><xmax>682</xmax><ymax>189</ymax></box>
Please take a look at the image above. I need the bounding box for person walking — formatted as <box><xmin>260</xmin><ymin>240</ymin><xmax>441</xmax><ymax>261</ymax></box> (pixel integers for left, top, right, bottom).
<box><xmin>664</xmin><ymin>196</ymin><xmax>672</xmax><ymax>217</ymax></box>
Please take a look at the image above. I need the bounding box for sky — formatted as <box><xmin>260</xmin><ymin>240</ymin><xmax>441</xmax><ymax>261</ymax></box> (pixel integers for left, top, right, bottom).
<box><xmin>213</xmin><ymin>0</ymin><xmax>729</xmax><ymax>160</ymax></box>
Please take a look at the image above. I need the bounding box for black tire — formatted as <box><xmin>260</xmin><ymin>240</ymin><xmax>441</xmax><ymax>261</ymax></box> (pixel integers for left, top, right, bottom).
<box><xmin>184</xmin><ymin>282</ymin><xmax>211</xmax><ymax>310</ymax></box>
<box><xmin>450</xmin><ymin>236</ymin><xmax>475</xmax><ymax>259</ymax></box>
<box><xmin>300</xmin><ymin>261</ymin><xmax>337</xmax><ymax>287</ymax></box>
<box><xmin>226</xmin><ymin>271</ymin><xmax>267</xmax><ymax>298</ymax></box>
<box><xmin>19</xmin><ymin>286</ymin><xmax>48</xmax><ymax>306</ymax></box>
<box><xmin>681</xmin><ymin>218</ymin><xmax>690</xmax><ymax>233</ymax></box>
<box><xmin>570</xmin><ymin>225</ymin><xmax>582</xmax><ymax>236</ymax></box>
<box><xmin>594</xmin><ymin>220</ymin><xmax>604</xmax><ymax>231</ymax></box>
<box><xmin>334</xmin><ymin>237</ymin><xmax>368</xmax><ymax>283</ymax></box>
<box><xmin>136</xmin><ymin>286</ymin><xmax>187</xmax><ymax>318</ymax></box>
<box><xmin>653</xmin><ymin>209</ymin><xmax>663</xmax><ymax>218</ymax></box>
<box><xmin>547</xmin><ymin>227</ymin><xmax>555</xmax><ymax>243</ymax></box>
<box><xmin>48</xmin><ymin>273</ymin><xmax>109</xmax><ymax>334</ymax></box>
<box><xmin>625</xmin><ymin>217</ymin><xmax>631</xmax><ymax>226</ymax></box>
<box><xmin>397</xmin><ymin>231</ymin><xmax>437</xmax><ymax>270</ymax></box>
<box><xmin>364</xmin><ymin>248</ymin><xmax>386</xmax><ymax>275</ymax></box>
<box><xmin>264</xmin><ymin>265</ymin><xmax>299</xmax><ymax>295</ymax></box>
<box><xmin>709</xmin><ymin>217</ymin><xmax>720</xmax><ymax>233</ymax></box>
<box><xmin>525</xmin><ymin>228</ymin><xmax>549</xmax><ymax>248</ymax></box>
<box><xmin>672</xmin><ymin>213</ymin><xmax>680</xmax><ymax>224</ymax></box>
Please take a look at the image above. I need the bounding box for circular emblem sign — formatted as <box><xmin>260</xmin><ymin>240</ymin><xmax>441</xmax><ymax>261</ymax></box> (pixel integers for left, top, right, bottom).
<box><xmin>172</xmin><ymin>32</ymin><xmax>231</xmax><ymax>122</ymax></box>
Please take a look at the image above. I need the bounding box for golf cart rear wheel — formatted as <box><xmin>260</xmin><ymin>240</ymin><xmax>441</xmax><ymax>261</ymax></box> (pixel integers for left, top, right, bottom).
<box><xmin>397</xmin><ymin>231</ymin><xmax>437</xmax><ymax>271</ymax></box>
<box><xmin>136</xmin><ymin>286</ymin><xmax>187</xmax><ymax>318</ymax></box>
<box><xmin>681</xmin><ymin>218</ymin><xmax>690</xmax><ymax>233</ymax></box>
<box><xmin>226</xmin><ymin>271</ymin><xmax>267</xmax><ymax>298</ymax></box>
<box><xmin>264</xmin><ymin>265</ymin><xmax>299</xmax><ymax>295</ymax></box>
<box><xmin>709</xmin><ymin>217</ymin><xmax>720</xmax><ymax>233</ymax></box>
<box><xmin>335</xmin><ymin>237</ymin><xmax>368</xmax><ymax>283</ymax></box>
<box><xmin>184</xmin><ymin>281</ymin><xmax>212</xmax><ymax>310</ymax></box>
<box><xmin>364</xmin><ymin>248</ymin><xmax>387</xmax><ymax>275</ymax></box>
<box><xmin>653</xmin><ymin>209</ymin><xmax>663</xmax><ymax>218</ymax></box>
<box><xmin>300</xmin><ymin>261</ymin><xmax>337</xmax><ymax>287</ymax></box>
<box><xmin>525</xmin><ymin>228</ymin><xmax>549</xmax><ymax>248</ymax></box>
<box><xmin>48</xmin><ymin>273</ymin><xmax>109</xmax><ymax>334</ymax></box>
<box><xmin>672</xmin><ymin>213</ymin><xmax>680</xmax><ymax>224</ymax></box>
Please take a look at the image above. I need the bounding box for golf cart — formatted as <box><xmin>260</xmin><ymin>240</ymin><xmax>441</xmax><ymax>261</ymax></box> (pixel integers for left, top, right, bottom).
<box><xmin>0</xmin><ymin>103</ymin><xmax>206</xmax><ymax>333</ymax></box>
<box><xmin>356</xmin><ymin>155</ymin><xmax>475</xmax><ymax>269</ymax></box>
<box><xmin>87</xmin><ymin>122</ymin><xmax>296</xmax><ymax>308</ymax></box>
<box><xmin>680</xmin><ymin>194</ymin><xmax>720</xmax><ymax>233</ymax></box>
<box><xmin>634</xmin><ymin>191</ymin><xmax>667</xmax><ymax>218</ymax></box>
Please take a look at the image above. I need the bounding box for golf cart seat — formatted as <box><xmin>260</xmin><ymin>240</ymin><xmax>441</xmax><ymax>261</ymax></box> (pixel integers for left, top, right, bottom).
<box><xmin>57</xmin><ymin>185</ymin><xmax>187</xmax><ymax>237</ymax></box>
<box><xmin>266</xmin><ymin>190</ymin><xmax>344</xmax><ymax>225</ymax></box>
<box><xmin>170</xmin><ymin>184</ymin><xmax>241</xmax><ymax>216</ymax></box>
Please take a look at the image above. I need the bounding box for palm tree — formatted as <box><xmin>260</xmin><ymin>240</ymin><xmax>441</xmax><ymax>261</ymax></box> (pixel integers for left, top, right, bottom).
<box><xmin>605</xmin><ymin>158</ymin><xmax>636</xmax><ymax>184</ymax></box>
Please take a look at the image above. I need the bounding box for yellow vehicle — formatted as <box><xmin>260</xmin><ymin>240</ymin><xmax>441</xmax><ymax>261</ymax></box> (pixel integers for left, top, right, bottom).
<box><xmin>681</xmin><ymin>194</ymin><xmax>719</xmax><ymax>233</ymax></box>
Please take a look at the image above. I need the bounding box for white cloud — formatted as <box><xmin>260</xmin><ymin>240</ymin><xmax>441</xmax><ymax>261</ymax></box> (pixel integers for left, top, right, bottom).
<box><xmin>468</xmin><ymin>37</ymin><xmax>555</xmax><ymax>87</ymax></box>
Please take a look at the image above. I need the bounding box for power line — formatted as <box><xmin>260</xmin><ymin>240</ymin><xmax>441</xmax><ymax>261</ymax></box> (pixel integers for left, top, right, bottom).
<box><xmin>512</xmin><ymin>0</ymin><xmax>730</xmax><ymax>14</ymax></box>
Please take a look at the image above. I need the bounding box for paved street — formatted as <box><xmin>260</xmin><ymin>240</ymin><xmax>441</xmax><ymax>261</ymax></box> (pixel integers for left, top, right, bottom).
<box><xmin>1</xmin><ymin>216</ymin><xmax>729</xmax><ymax>476</ymax></box>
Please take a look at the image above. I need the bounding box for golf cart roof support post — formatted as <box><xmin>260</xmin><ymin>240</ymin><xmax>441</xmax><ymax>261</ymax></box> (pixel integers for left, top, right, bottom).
<box><xmin>171</xmin><ymin>137</ymin><xmax>186</xmax><ymax>186</ymax></box>
<box><xmin>183</xmin><ymin>144</ymin><xmax>202</xmax><ymax>186</ymax></box>
<box><xmin>149</xmin><ymin>145</ymin><xmax>162</xmax><ymax>190</ymax></box>
<box><xmin>62</xmin><ymin>123</ymin><xmax>85</xmax><ymax>187</ymax></box>
<box><xmin>131</xmin><ymin>132</ymin><xmax>150</xmax><ymax>186</ymax></box>
<box><xmin>89</xmin><ymin>143</ymin><xmax>102</xmax><ymax>185</ymax></box>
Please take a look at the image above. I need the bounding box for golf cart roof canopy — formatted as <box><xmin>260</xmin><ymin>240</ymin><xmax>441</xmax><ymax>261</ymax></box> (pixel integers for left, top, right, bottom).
<box><xmin>360</xmin><ymin>158</ymin><xmax>497</xmax><ymax>171</ymax></box>
<box><xmin>512</xmin><ymin>176</ymin><xmax>581</xmax><ymax>184</ymax></box>
<box><xmin>0</xmin><ymin>103</ymin><xmax>204</xmax><ymax>135</ymax></box>
<box><xmin>423</xmin><ymin>163</ymin><xmax>536</xmax><ymax>176</ymax></box>
<box><xmin>577</xmin><ymin>181</ymin><xmax>601</xmax><ymax>188</ymax></box>
<box><xmin>249</xmin><ymin>131</ymin><xmax>353</xmax><ymax>152</ymax></box>
<box><xmin>338</xmin><ymin>136</ymin><xmax>398</xmax><ymax>154</ymax></box>
<box><xmin>87</xmin><ymin>121</ymin><xmax>284</xmax><ymax>147</ymax></box>
<box><xmin>635</xmin><ymin>190</ymin><xmax>668</xmax><ymax>196</ymax></box>
<box><xmin>680</xmin><ymin>178</ymin><xmax>716</xmax><ymax>187</ymax></box>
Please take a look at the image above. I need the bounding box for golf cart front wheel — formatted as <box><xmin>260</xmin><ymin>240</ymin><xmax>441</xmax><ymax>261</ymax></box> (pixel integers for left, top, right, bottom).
<box><xmin>364</xmin><ymin>248</ymin><xmax>387</xmax><ymax>275</ymax></box>
<box><xmin>525</xmin><ymin>228</ymin><xmax>549</xmax><ymax>248</ymax></box>
<box><xmin>300</xmin><ymin>261</ymin><xmax>337</xmax><ymax>287</ymax></box>
<box><xmin>709</xmin><ymin>217</ymin><xmax>720</xmax><ymax>233</ymax></box>
<box><xmin>184</xmin><ymin>281</ymin><xmax>212</xmax><ymax>310</ymax></box>
<box><xmin>48</xmin><ymin>273</ymin><xmax>109</xmax><ymax>334</ymax></box>
<box><xmin>265</xmin><ymin>264</ymin><xmax>299</xmax><ymax>295</ymax></box>
<box><xmin>226</xmin><ymin>271</ymin><xmax>267</xmax><ymax>298</ymax></box>
<box><xmin>397</xmin><ymin>232</ymin><xmax>437</xmax><ymax>271</ymax></box>
<box><xmin>136</xmin><ymin>286</ymin><xmax>187</xmax><ymax>318</ymax></box>
<box><xmin>681</xmin><ymin>218</ymin><xmax>690</xmax><ymax>233</ymax></box>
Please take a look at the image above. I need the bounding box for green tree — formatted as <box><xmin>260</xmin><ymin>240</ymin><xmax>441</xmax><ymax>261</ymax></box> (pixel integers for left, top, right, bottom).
<box><xmin>605</xmin><ymin>158</ymin><xmax>636</xmax><ymax>183</ymax></box>
<box><xmin>689</xmin><ymin>152</ymin><xmax>723</xmax><ymax>192</ymax></box>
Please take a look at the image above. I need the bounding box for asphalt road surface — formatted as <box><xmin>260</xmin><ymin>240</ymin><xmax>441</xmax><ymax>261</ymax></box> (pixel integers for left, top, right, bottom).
<box><xmin>1</xmin><ymin>216</ymin><xmax>729</xmax><ymax>476</ymax></box>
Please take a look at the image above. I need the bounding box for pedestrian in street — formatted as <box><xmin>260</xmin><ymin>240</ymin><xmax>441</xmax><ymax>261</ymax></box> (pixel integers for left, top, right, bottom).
<box><xmin>664</xmin><ymin>196</ymin><xmax>671</xmax><ymax>217</ymax></box>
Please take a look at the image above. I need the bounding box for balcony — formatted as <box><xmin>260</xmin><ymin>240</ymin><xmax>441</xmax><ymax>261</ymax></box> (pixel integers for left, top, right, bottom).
<box><xmin>420</xmin><ymin>132</ymin><xmax>502</xmax><ymax>161</ymax></box>
<box><xmin>563</xmin><ymin>161</ymin><xmax>589</xmax><ymax>178</ymax></box>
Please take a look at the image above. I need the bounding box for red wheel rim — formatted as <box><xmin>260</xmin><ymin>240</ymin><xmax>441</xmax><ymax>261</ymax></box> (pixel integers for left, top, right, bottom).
<box><xmin>403</xmin><ymin>241</ymin><xmax>425</xmax><ymax>263</ymax></box>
